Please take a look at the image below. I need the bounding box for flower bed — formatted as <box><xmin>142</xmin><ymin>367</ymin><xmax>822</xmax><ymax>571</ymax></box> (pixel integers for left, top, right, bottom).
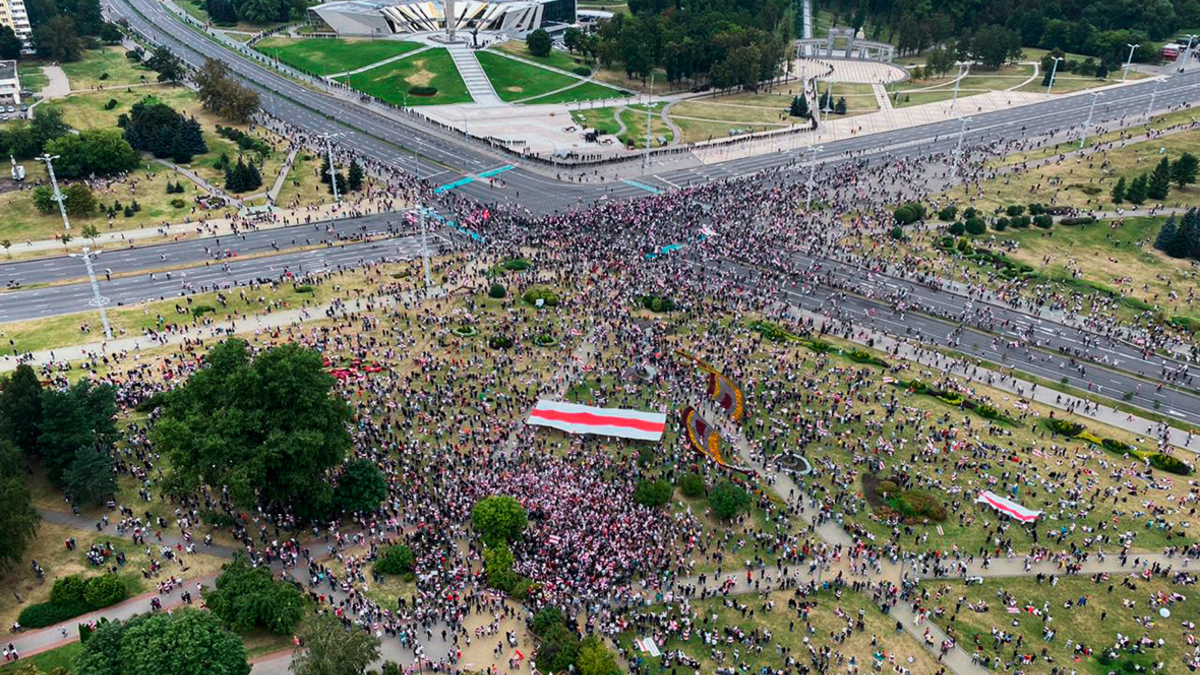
<box><xmin>893</xmin><ymin>379</ymin><xmax>1018</xmax><ymax>424</ymax></box>
<box><xmin>451</xmin><ymin>326</ymin><xmax>478</xmax><ymax>338</ymax></box>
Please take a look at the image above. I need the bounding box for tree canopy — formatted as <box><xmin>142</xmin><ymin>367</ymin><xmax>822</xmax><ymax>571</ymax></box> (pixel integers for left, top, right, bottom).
<box><xmin>37</xmin><ymin>380</ymin><xmax>118</xmax><ymax>486</ymax></box>
<box><xmin>44</xmin><ymin>130</ymin><xmax>141</xmax><ymax>179</ymax></box>
<box><xmin>152</xmin><ymin>339</ymin><xmax>351</xmax><ymax>518</ymax></box>
<box><xmin>290</xmin><ymin>612</ymin><xmax>381</xmax><ymax>675</ymax></box>
<box><xmin>0</xmin><ymin>440</ymin><xmax>39</xmax><ymax>573</ymax></box>
<box><xmin>123</xmin><ymin>99</ymin><xmax>208</xmax><ymax>163</ymax></box>
<box><xmin>204</xmin><ymin>553</ymin><xmax>307</xmax><ymax>634</ymax></box>
<box><xmin>334</xmin><ymin>458</ymin><xmax>387</xmax><ymax>514</ymax></box>
<box><xmin>0</xmin><ymin>363</ymin><xmax>44</xmax><ymax>453</ymax></box>
<box><xmin>195</xmin><ymin>59</ymin><xmax>260</xmax><ymax>124</ymax></box>
<box><xmin>471</xmin><ymin>495</ymin><xmax>528</xmax><ymax>546</ymax></box>
<box><xmin>75</xmin><ymin>609</ymin><xmax>251</xmax><ymax>675</ymax></box>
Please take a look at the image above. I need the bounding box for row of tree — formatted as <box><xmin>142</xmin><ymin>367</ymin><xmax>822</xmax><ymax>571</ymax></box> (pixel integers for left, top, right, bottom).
<box><xmin>1155</xmin><ymin>208</ymin><xmax>1200</xmax><ymax>261</ymax></box>
<box><xmin>122</xmin><ymin>99</ymin><xmax>209</xmax><ymax>164</ymax></box>
<box><xmin>1111</xmin><ymin>153</ymin><xmax>1198</xmax><ymax>206</ymax></box>
<box><xmin>204</xmin><ymin>0</ymin><xmax>307</xmax><ymax>25</ymax></box>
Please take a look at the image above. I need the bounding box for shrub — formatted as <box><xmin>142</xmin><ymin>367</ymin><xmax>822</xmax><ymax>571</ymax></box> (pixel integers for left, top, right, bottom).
<box><xmin>409</xmin><ymin>85</ymin><xmax>438</xmax><ymax>97</ymax></box>
<box><xmin>572</xmin><ymin>66</ymin><xmax>591</xmax><ymax>76</ymax></box>
<box><xmin>1060</xmin><ymin>216</ymin><xmax>1096</xmax><ymax>226</ymax></box>
<box><xmin>83</xmin><ymin>574</ymin><xmax>127</xmax><ymax>608</ymax></box>
<box><xmin>1150</xmin><ymin>453</ymin><xmax>1193</xmax><ymax>475</ymax></box>
<box><xmin>1010</xmin><ymin>215</ymin><xmax>1031</xmax><ymax>228</ymax></box>
<box><xmin>893</xmin><ymin>201</ymin><xmax>926</xmax><ymax>225</ymax></box>
<box><xmin>938</xmin><ymin>205</ymin><xmax>957</xmax><ymax>221</ymax></box>
<box><xmin>488</xmin><ymin>336</ymin><xmax>513</xmax><ymax>349</ymax></box>
<box><xmin>1034</xmin><ymin>214</ymin><xmax>1054</xmax><ymax>229</ymax></box>
<box><xmin>1028</xmin><ymin>203</ymin><xmax>1046</xmax><ymax>215</ymax></box>
<box><xmin>489</xmin><ymin>283</ymin><xmax>507</xmax><ymax>299</ymax></box>
<box><xmin>523</xmin><ymin>287</ymin><xmax>560</xmax><ymax>307</ymax></box>
<box><xmin>375</xmin><ymin>544</ymin><xmax>415</xmax><ymax>575</ymax></box>
<box><xmin>18</xmin><ymin>600</ymin><xmax>94</xmax><ymax>628</ymax></box>
<box><xmin>947</xmin><ymin>221</ymin><xmax>965</xmax><ymax>236</ymax></box>
<box><xmin>51</xmin><ymin>575</ymin><xmax>87</xmax><ymax>605</ymax></box>
<box><xmin>294</xmin><ymin>284</ymin><xmax>315</xmax><ymax>294</ymax></box>
<box><xmin>170</xmin><ymin>198</ymin><xmax>186</xmax><ymax>208</ymax></box>
<box><xmin>534</xmin><ymin>334</ymin><xmax>557</xmax><ymax>347</ymax></box>
<box><xmin>640</xmin><ymin>295</ymin><xmax>675</xmax><ymax>312</ymax></box>
<box><xmin>877</xmin><ymin>480</ymin><xmax>899</xmax><ymax>495</ymax></box>
<box><xmin>678</xmin><ymin>472</ymin><xmax>706</xmax><ymax>498</ymax></box>
<box><xmin>502</xmin><ymin>258</ymin><xmax>530</xmax><ymax>271</ymax></box>
<box><xmin>531</xmin><ymin>607</ymin><xmax>566</xmax><ymax>637</ymax></box>
<box><xmin>104</xmin><ymin>98</ymin><xmax>119</xmax><ymax>110</ymax></box>
<box><xmin>1100</xmin><ymin>438</ymin><xmax>1132</xmax><ymax>454</ymax></box>
<box><xmin>889</xmin><ymin>489</ymin><xmax>947</xmax><ymax>521</ymax></box>
<box><xmin>1045</xmin><ymin>418</ymin><xmax>1085</xmax><ymax>436</ymax></box>
<box><xmin>992</xmin><ymin>217</ymin><xmax>1009</xmax><ymax>231</ymax></box>
<box><xmin>1004</xmin><ymin>204</ymin><xmax>1026</xmax><ymax>217</ymax></box>
<box><xmin>964</xmin><ymin>218</ymin><xmax>986</xmax><ymax>235</ymax></box>
<box><xmin>450</xmin><ymin>325</ymin><xmax>478</xmax><ymax>338</ymax></box>
<box><xmin>889</xmin><ymin>226</ymin><xmax>905</xmax><ymax>240</ymax></box>
<box><xmin>191</xmin><ymin>304</ymin><xmax>216</xmax><ymax>319</ymax></box>
<box><xmin>633</xmin><ymin>479</ymin><xmax>672</xmax><ymax>508</ymax></box>
<box><xmin>749</xmin><ymin>319</ymin><xmax>797</xmax><ymax>342</ymax></box>
<box><xmin>709</xmin><ymin>480</ymin><xmax>750</xmax><ymax>520</ymax></box>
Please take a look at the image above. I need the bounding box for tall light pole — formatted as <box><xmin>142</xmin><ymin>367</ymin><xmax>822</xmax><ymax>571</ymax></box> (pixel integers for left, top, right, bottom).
<box><xmin>951</xmin><ymin>61</ymin><xmax>967</xmax><ymax>108</ymax></box>
<box><xmin>1122</xmin><ymin>43</ymin><xmax>1139</xmax><ymax>82</ymax></box>
<box><xmin>70</xmin><ymin>247</ymin><xmax>113</xmax><ymax>341</ymax></box>
<box><xmin>1079</xmin><ymin>91</ymin><xmax>1100</xmax><ymax>149</ymax></box>
<box><xmin>415</xmin><ymin>160</ymin><xmax>432</xmax><ymax>290</ymax></box>
<box><xmin>323</xmin><ymin>133</ymin><xmax>341</xmax><ymax>202</ymax></box>
<box><xmin>822</xmin><ymin>78</ymin><xmax>834</xmax><ymax>122</ymax></box>
<box><xmin>1146</xmin><ymin>76</ymin><xmax>1164</xmax><ymax>119</ymax></box>
<box><xmin>1046</xmin><ymin>56</ymin><xmax>1063</xmax><ymax>94</ymax></box>
<box><xmin>805</xmin><ymin>145</ymin><xmax>823</xmax><ymax>209</ymax></box>
<box><xmin>642</xmin><ymin>73</ymin><xmax>654</xmax><ymax>176</ymax></box>
<box><xmin>37</xmin><ymin>153</ymin><xmax>69</xmax><ymax>232</ymax></box>
<box><xmin>952</xmin><ymin>116</ymin><xmax>971</xmax><ymax>178</ymax></box>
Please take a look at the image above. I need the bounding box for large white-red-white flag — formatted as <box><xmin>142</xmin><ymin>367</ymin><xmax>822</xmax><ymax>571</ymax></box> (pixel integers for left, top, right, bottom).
<box><xmin>975</xmin><ymin>490</ymin><xmax>1042</xmax><ymax>523</ymax></box>
<box><xmin>527</xmin><ymin>400</ymin><xmax>666</xmax><ymax>441</ymax></box>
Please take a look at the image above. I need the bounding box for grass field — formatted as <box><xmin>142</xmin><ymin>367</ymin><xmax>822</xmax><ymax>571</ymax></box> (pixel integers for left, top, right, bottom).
<box><xmin>475</xmin><ymin>51</ymin><xmax>581</xmax><ymax>102</ymax></box>
<box><xmin>255</xmin><ymin>37</ymin><xmax>423</xmax><ymax>77</ymax></box>
<box><xmin>61</xmin><ymin>46</ymin><xmax>155</xmax><ymax>90</ymax></box>
<box><xmin>490</xmin><ymin>40</ymin><xmax>591</xmax><ymax>74</ymax></box>
<box><xmin>17</xmin><ymin>61</ymin><xmax>49</xmax><ymax>95</ymax></box>
<box><xmin>0</xmin><ymin>641</ymin><xmax>83</xmax><ymax>673</ymax></box>
<box><xmin>338</xmin><ymin>48</ymin><xmax>472</xmax><ymax>106</ymax></box>
<box><xmin>1018</xmin><ymin>70</ymin><xmax>1148</xmax><ymax>94</ymax></box>
<box><xmin>926</xmin><ymin>575</ymin><xmax>1200</xmax><ymax>673</ymax></box>
<box><xmin>520</xmin><ymin>80</ymin><xmax>625</xmax><ymax>105</ymax></box>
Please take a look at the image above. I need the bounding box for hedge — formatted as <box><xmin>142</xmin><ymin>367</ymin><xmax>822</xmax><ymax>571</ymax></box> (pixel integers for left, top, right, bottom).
<box><xmin>19</xmin><ymin>574</ymin><xmax>127</xmax><ymax>628</ymax></box>
<box><xmin>488</xmin><ymin>336</ymin><xmax>513</xmax><ymax>349</ymax></box>
<box><xmin>409</xmin><ymin>85</ymin><xmax>438</xmax><ymax>96</ymax></box>
<box><xmin>501</xmin><ymin>258</ymin><xmax>530</xmax><ymax>271</ymax></box>
<box><xmin>1045</xmin><ymin>418</ymin><xmax>1085</xmax><ymax>436</ymax></box>
<box><xmin>18</xmin><ymin>600</ymin><xmax>94</xmax><ymax>628</ymax></box>
<box><xmin>893</xmin><ymin>379</ymin><xmax>1017</xmax><ymax>424</ymax></box>
<box><xmin>639</xmin><ymin>295</ymin><xmax>675</xmax><ymax>312</ymax></box>
<box><xmin>488</xmin><ymin>283</ymin><xmax>507</xmax><ymax>299</ymax></box>
<box><xmin>523</xmin><ymin>287</ymin><xmax>560</xmax><ymax>307</ymax></box>
<box><xmin>893</xmin><ymin>201</ymin><xmax>927</xmax><ymax>225</ymax></box>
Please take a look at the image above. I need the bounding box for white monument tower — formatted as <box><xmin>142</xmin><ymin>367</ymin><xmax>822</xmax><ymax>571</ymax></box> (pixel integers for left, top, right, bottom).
<box><xmin>444</xmin><ymin>0</ymin><xmax>456</xmax><ymax>41</ymax></box>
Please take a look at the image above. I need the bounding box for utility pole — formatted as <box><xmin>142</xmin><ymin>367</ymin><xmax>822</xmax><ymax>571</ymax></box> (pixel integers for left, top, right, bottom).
<box><xmin>805</xmin><ymin>145</ymin><xmax>823</xmax><ymax>209</ymax></box>
<box><xmin>72</xmin><ymin>248</ymin><xmax>113</xmax><ymax>341</ymax></box>
<box><xmin>37</xmin><ymin>153</ymin><xmax>69</xmax><ymax>232</ymax></box>
<box><xmin>1146</xmin><ymin>77</ymin><xmax>1164</xmax><ymax>119</ymax></box>
<box><xmin>1079</xmin><ymin>92</ymin><xmax>1100</xmax><ymax>149</ymax></box>
<box><xmin>323</xmin><ymin>133</ymin><xmax>341</xmax><ymax>202</ymax></box>
<box><xmin>642</xmin><ymin>73</ymin><xmax>654</xmax><ymax>176</ymax></box>
<box><xmin>1122</xmin><ymin>43</ymin><xmax>1139</xmax><ymax>82</ymax></box>
<box><xmin>951</xmin><ymin>62</ymin><xmax>966</xmax><ymax>108</ymax></box>
<box><xmin>952</xmin><ymin>116</ymin><xmax>971</xmax><ymax>178</ymax></box>
<box><xmin>415</xmin><ymin>160</ymin><xmax>432</xmax><ymax>289</ymax></box>
<box><xmin>1046</xmin><ymin>56</ymin><xmax>1063</xmax><ymax>94</ymax></box>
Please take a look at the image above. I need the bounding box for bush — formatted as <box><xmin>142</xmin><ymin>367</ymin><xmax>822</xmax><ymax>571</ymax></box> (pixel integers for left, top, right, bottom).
<box><xmin>992</xmin><ymin>217</ymin><xmax>1009</xmax><ymax>231</ymax></box>
<box><xmin>51</xmin><ymin>575</ymin><xmax>87</xmax><ymax>605</ymax></box>
<box><xmin>964</xmin><ymin>218</ymin><xmax>986</xmax><ymax>235</ymax></box>
<box><xmin>889</xmin><ymin>226</ymin><xmax>905</xmax><ymax>240</ymax></box>
<box><xmin>191</xmin><ymin>304</ymin><xmax>216</xmax><ymax>319</ymax></box>
<box><xmin>1028</xmin><ymin>203</ymin><xmax>1046</xmax><ymax>215</ymax></box>
<box><xmin>501</xmin><ymin>258</ymin><xmax>530</xmax><ymax>271</ymax></box>
<box><xmin>947</xmin><ymin>221</ymin><xmax>966</xmax><ymax>236</ymax></box>
<box><xmin>1034</xmin><ymin>214</ymin><xmax>1054</xmax><ymax>229</ymax></box>
<box><xmin>374</xmin><ymin>544</ymin><xmax>415</xmax><ymax>575</ymax></box>
<box><xmin>1045</xmin><ymin>418</ymin><xmax>1085</xmax><ymax>436</ymax></box>
<box><xmin>104</xmin><ymin>98</ymin><xmax>119</xmax><ymax>110</ymax></box>
<box><xmin>523</xmin><ymin>287</ymin><xmax>560</xmax><ymax>307</ymax></box>
<box><xmin>709</xmin><ymin>480</ymin><xmax>750</xmax><ymax>520</ymax></box>
<box><xmin>1100</xmin><ymin>438</ymin><xmax>1132</xmax><ymax>454</ymax></box>
<box><xmin>83</xmin><ymin>574</ymin><xmax>127</xmax><ymax>608</ymax></box>
<box><xmin>749</xmin><ymin>319</ymin><xmax>797</xmax><ymax>342</ymax></box>
<box><xmin>893</xmin><ymin>201</ymin><xmax>926</xmax><ymax>225</ymax></box>
<box><xmin>877</xmin><ymin>480</ymin><xmax>899</xmax><ymax>495</ymax></box>
<box><xmin>451</xmin><ymin>325</ymin><xmax>478</xmax><ymax>338</ymax></box>
<box><xmin>889</xmin><ymin>489</ymin><xmax>947</xmax><ymax>522</ymax></box>
<box><xmin>488</xmin><ymin>336</ymin><xmax>513</xmax><ymax>349</ymax></box>
<box><xmin>938</xmin><ymin>205</ymin><xmax>958</xmax><ymax>221</ymax></box>
<box><xmin>1005</xmin><ymin>204</ymin><xmax>1026</xmax><ymax>217</ymax></box>
<box><xmin>572</xmin><ymin>66</ymin><xmax>591</xmax><ymax>76</ymax></box>
<box><xmin>531</xmin><ymin>607</ymin><xmax>566</xmax><ymax>637</ymax></box>
<box><xmin>678</xmin><ymin>472</ymin><xmax>705</xmax><ymax>498</ymax></box>
<box><xmin>1010</xmin><ymin>215</ymin><xmax>1031</xmax><ymax>228</ymax></box>
<box><xmin>409</xmin><ymin>85</ymin><xmax>438</xmax><ymax>97</ymax></box>
<box><xmin>1150</xmin><ymin>453</ymin><xmax>1193</xmax><ymax>475</ymax></box>
<box><xmin>639</xmin><ymin>295</ymin><xmax>675</xmax><ymax>312</ymax></box>
<box><xmin>534</xmin><ymin>334</ymin><xmax>557</xmax><ymax>347</ymax></box>
<box><xmin>18</xmin><ymin>600</ymin><xmax>94</xmax><ymax>628</ymax></box>
<box><xmin>633</xmin><ymin>479</ymin><xmax>672</xmax><ymax>508</ymax></box>
<box><xmin>1060</xmin><ymin>216</ymin><xmax>1096</xmax><ymax>226</ymax></box>
<box><xmin>170</xmin><ymin>198</ymin><xmax>186</xmax><ymax>208</ymax></box>
<box><xmin>488</xmin><ymin>283</ymin><xmax>507</xmax><ymax>299</ymax></box>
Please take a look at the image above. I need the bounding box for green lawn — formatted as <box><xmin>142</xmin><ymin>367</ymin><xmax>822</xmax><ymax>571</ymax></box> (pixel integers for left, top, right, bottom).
<box><xmin>17</xmin><ymin>61</ymin><xmax>49</xmax><ymax>95</ymax></box>
<box><xmin>521</xmin><ymin>80</ymin><xmax>625</xmax><ymax>105</ymax></box>
<box><xmin>255</xmin><ymin>37</ymin><xmax>424</xmax><ymax>77</ymax></box>
<box><xmin>0</xmin><ymin>641</ymin><xmax>83</xmax><ymax>673</ymax></box>
<box><xmin>490</xmin><ymin>40</ymin><xmax>591</xmax><ymax>74</ymax></box>
<box><xmin>61</xmin><ymin>46</ymin><xmax>155</xmax><ymax>90</ymax></box>
<box><xmin>338</xmin><ymin>48</ymin><xmax>471</xmax><ymax>106</ymax></box>
<box><xmin>475</xmin><ymin>51</ymin><xmax>582</xmax><ymax>102</ymax></box>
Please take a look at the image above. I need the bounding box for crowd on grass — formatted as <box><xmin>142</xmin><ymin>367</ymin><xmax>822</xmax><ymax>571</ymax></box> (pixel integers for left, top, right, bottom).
<box><xmin>10</xmin><ymin>101</ymin><xmax>1200</xmax><ymax>674</ymax></box>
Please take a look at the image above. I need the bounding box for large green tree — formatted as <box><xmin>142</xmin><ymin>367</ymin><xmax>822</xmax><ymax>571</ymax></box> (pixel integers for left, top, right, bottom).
<box><xmin>194</xmin><ymin>59</ymin><xmax>260</xmax><ymax>124</ymax></box>
<box><xmin>334</xmin><ymin>459</ymin><xmax>387</xmax><ymax>514</ymax></box>
<box><xmin>0</xmin><ymin>440</ymin><xmax>39</xmax><ymax>573</ymax></box>
<box><xmin>33</xmin><ymin>16</ymin><xmax>83</xmax><ymax>62</ymax></box>
<box><xmin>204</xmin><ymin>553</ymin><xmax>307</xmax><ymax>635</ymax></box>
<box><xmin>37</xmin><ymin>380</ymin><xmax>117</xmax><ymax>486</ymax></box>
<box><xmin>152</xmin><ymin>339</ymin><xmax>351</xmax><ymax>517</ymax></box>
<box><xmin>471</xmin><ymin>495</ymin><xmax>527</xmax><ymax>546</ymax></box>
<box><xmin>0</xmin><ymin>363</ymin><xmax>44</xmax><ymax>453</ymax></box>
<box><xmin>290</xmin><ymin>613</ymin><xmax>381</xmax><ymax>675</ymax></box>
<box><xmin>44</xmin><ymin>130</ymin><xmax>140</xmax><ymax>179</ymax></box>
<box><xmin>0</xmin><ymin>25</ymin><xmax>21</xmax><ymax>61</ymax></box>
<box><xmin>64</xmin><ymin>445</ymin><xmax>116</xmax><ymax>506</ymax></box>
<box><xmin>75</xmin><ymin>609</ymin><xmax>251</xmax><ymax>675</ymax></box>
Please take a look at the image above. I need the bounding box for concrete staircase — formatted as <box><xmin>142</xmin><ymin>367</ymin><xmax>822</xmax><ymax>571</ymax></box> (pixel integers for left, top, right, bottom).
<box><xmin>447</xmin><ymin>45</ymin><xmax>503</xmax><ymax>106</ymax></box>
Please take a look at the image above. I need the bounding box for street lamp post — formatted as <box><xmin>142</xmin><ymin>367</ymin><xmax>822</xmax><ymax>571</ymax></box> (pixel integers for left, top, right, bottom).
<box><xmin>70</xmin><ymin>248</ymin><xmax>113</xmax><ymax>341</ymax></box>
<box><xmin>1122</xmin><ymin>43</ymin><xmax>1139</xmax><ymax>82</ymax></box>
<box><xmin>1079</xmin><ymin>91</ymin><xmax>1101</xmax><ymax>149</ymax></box>
<box><xmin>1146</xmin><ymin>77</ymin><xmax>1164</xmax><ymax>119</ymax></box>
<box><xmin>822</xmin><ymin>78</ymin><xmax>834</xmax><ymax>122</ymax></box>
<box><xmin>37</xmin><ymin>153</ymin><xmax>69</xmax><ymax>232</ymax></box>
<box><xmin>805</xmin><ymin>145</ymin><xmax>823</xmax><ymax>209</ymax></box>
<box><xmin>1046</xmin><ymin>56</ymin><xmax>1063</xmax><ymax>94</ymax></box>
<box><xmin>952</xmin><ymin>116</ymin><xmax>971</xmax><ymax>178</ymax></box>
<box><xmin>951</xmin><ymin>61</ymin><xmax>967</xmax><ymax>108</ymax></box>
<box><xmin>323</xmin><ymin>133</ymin><xmax>342</xmax><ymax>202</ymax></box>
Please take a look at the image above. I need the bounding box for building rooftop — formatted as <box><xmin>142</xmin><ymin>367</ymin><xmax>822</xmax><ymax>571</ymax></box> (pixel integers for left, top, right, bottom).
<box><xmin>0</xmin><ymin>60</ymin><xmax>17</xmax><ymax>81</ymax></box>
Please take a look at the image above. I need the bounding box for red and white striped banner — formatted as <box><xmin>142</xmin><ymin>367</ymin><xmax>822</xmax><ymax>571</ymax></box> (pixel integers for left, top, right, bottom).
<box><xmin>975</xmin><ymin>490</ymin><xmax>1042</xmax><ymax>522</ymax></box>
<box><xmin>527</xmin><ymin>399</ymin><xmax>667</xmax><ymax>441</ymax></box>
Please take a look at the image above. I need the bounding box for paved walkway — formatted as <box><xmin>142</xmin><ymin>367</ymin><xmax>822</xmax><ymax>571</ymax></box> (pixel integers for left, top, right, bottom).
<box><xmin>267</xmin><ymin>147</ymin><xmax>299</xmax><ymax>202</ymax></box>
<box><xmin>325</xmin><ymin>45</ymin><xmax>432</xmax><ymax>80</ymax></box>
<box><xmin>40</xmin><ymin>66</ymin><xmax>70</xmax><ymax>98</ymax></box>
<box><xmin>447</xmin><ymin>45</ymin><xmax>503</xmax><ymax>107</ymax></box>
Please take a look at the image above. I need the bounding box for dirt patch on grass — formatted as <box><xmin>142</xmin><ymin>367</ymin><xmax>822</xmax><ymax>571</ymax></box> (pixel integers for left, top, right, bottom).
<box><xmin>405</xmin><ymin>60</ymin><xmax>435</xmax><ymax>87</ymax></box>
